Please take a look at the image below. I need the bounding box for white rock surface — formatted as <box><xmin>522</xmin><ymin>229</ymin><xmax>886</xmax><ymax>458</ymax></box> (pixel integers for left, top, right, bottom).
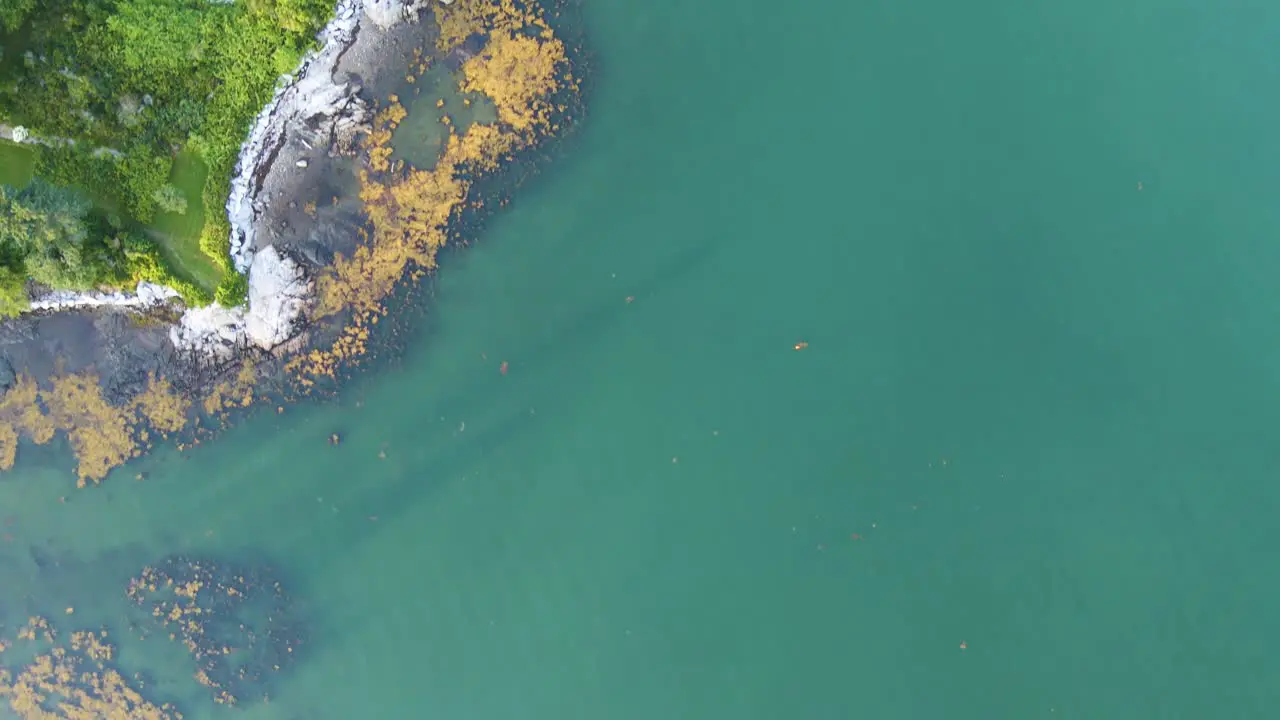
<box><xmin>245</xmin><ymin>246</ymin><xmax>313</xmax><ymax>349</ymax></box>
<box><xmin>169</xmin><ymin>304</ymin><xmax>248</xmax><ymax>362</ymax></box>
<box><xmin>28</xmin><ymin>281</ymin><xmax>181</xmax><ymax>312</ymax></box>
<box><xmin>171</xmin><ymin>246</ymin><xmax>313</xmax><ymax>358</ymax></box>
<box><xmin>136</xmin><ymin>281</ymin><xmax>180</xmax><ymax>305</ymax></box>
<box><xmin>364</xmin><ymin>0</ymin><xmax>432</xmax><ymax>29</ymax></box>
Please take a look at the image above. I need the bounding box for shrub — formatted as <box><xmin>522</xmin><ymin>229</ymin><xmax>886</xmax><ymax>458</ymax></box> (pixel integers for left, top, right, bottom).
<box><xmin>152</xmin><ymin>183</ymin><xmax>188</xmax><ymax>215</ymax></box>
<box><xmin>0</xmin><ymin>264</ymin><xmax>28</xmax><ymax>317</ymax></box>
<box><xmin>214</xmin><ymin>271</ymin><xmax>247</xmax><ymax>306</ymax></box>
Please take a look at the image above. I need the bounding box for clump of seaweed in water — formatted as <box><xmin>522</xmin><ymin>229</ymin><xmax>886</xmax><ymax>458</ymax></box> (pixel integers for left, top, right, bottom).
<box><xmin>127</xmin><ymin>555</ymin><xmax>305</xmax><ymax>707</ymax></box>
<box><xmin>0</xmin><ymin>616</ymin><xmax>182</xmax><ymax>719</ymax></box>
<box><xmin>0</xmin><ymin>371</ymin><xmax>191</xmax><ymax>485</ymax></box>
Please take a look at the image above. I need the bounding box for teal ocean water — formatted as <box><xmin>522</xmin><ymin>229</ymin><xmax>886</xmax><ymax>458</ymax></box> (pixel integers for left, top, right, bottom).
<box><xmin>5</xmin><ymin>0</ymin><xmax>1280</xmax><ymax>716</ymax></box>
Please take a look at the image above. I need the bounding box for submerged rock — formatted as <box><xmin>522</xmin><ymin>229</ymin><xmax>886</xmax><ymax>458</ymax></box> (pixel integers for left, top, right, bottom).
<box><xmin>128</xmin><ymin>554</ymin><xmax>306</xmax><ymax>707</ymax></box>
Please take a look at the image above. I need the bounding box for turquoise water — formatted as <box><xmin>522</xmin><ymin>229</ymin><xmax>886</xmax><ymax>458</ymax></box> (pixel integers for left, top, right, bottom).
<box><xmin>5</xmin><ymin>0</ymin><xmax>1280</xmax><ymax>716</ymax></box>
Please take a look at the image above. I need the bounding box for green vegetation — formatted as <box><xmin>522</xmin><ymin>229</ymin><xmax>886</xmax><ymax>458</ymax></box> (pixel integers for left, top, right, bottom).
<box><xmin>0</xmin><ymin>140</ymin><xmax>34</xmax><ymax>188</ymax></box>
<box><xmin>0</xmin><ymin>180</ymin><xmax>97</xmax><ymax>290</ymax></box>
<box><xmin>0</xmin><ymin>178</ymin><xmax>214</xmax><ymax>314</ymax></box>
<box><xmin>151</xmin><ymin>150</ymin><xmax>225</xmax><ymax>291</ymax></box>
<box><xmin>0</xmin><ymin>0</ymin><xmax>336</xmax><ymax>311</ymax></box>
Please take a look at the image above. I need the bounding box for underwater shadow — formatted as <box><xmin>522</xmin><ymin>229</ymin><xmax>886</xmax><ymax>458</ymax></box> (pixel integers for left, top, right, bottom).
<box><xmin>283</xmin><ymin>239</ymin><xmax>717</xmax><ymax>655</ymax></box>
<box><xmin>283</xmin><ymin>404</ymin><xmax>533</xmax><ymax>653</ymax></box>
<box><xmin>412</xmin><ymin>238</ymin><xmax>720</xmax><ymax>423</ymax></box>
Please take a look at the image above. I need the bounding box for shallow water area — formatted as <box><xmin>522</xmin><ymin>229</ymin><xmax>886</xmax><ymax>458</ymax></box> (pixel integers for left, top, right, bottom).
<box><xmin>390</xmin><ymin>62</ymin><xmax>499</xmax><ymax>169</ymax></box>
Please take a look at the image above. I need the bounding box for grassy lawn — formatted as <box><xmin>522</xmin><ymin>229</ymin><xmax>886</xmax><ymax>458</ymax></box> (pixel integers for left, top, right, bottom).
<box><xmin>0</xmin><ymin>141</ymin><xmax>35</xmax><ymax>188</ymax></box>
<box><xmin>148</xmin><ymin>150</ymin><xmax>225</xmax><ymax>292</ymax></box>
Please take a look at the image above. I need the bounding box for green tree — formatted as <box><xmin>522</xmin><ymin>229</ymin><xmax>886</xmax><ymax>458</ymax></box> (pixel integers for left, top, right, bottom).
<box><xmin>0</xmin><ymin>0</ymin><xmax>36</xmax><ymax>32</ymax></box>
<box><xmin>107</xmin><ymin>0</ymin><xmax>208</xmax><ymax>97</ymax></box>
<box><xmin>152</xmin><ymin>183</ymin><xmax>188</xmax><ymax>215</ymax></box>
<box><xmin>0</xmin><ymin>261</ymin><xmax>27</xmax><ymax>316</ymax></box>
<box><xmin>116</xmin><ymin>144</ymin><xmax>173</xmax><ymax>222</ymax></box>
<box><xmin>247</xmin><ymin>0</ymin><xmax>331</xmax><ymax>37</ymax></box>
<box><xmin>0</xmin><ymin>179</ymin><xmax>102</xmax><ymax>290</ymax></box>
<box><xmin>214</xmin><ymin>271</ymin><xmax>247</xmax><ymax>306</ymax></box>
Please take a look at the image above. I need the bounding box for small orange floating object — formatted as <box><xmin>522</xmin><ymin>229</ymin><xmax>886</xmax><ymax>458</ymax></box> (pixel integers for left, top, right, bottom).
<box><xmin>625</xmin><ymin>296</ymin><xmax>635</xmax><ymax>304</ymax></box>
<box><xmin>850</xmin><ymin>533</ymin><xmax>862</xmax><ymax>541</ymax></box>
<box><xmin>499</xmin><ymin>361</ymin><xmax>509</xmax><ymax>375</ymax></box>
<box><xmin>959</xmin><ymin>641</ymin><xmax>967</xmax><ymax>650</ymax></box>
<box><xmin>794</xmin><ymin>342</ymin><xmax>809</xmax><ymax>351</ymax></box>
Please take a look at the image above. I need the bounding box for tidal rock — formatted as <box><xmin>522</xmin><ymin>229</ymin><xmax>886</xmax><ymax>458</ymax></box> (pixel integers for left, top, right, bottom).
<box><xmin>136</xmin><ymin>281</ymin><xmax>181</xmax><ymax>305</ymax></box>
<box><xmin>365</xmin><ymin>0</ymin><xmax>433</xmax><ymax>29</ymax></box>
<box><xmin>169</xmin><ymin>304</ymin><xmax>248</xmax><ymax>362</ymax></box>
<box><xmin>0</xmin><ymin>356</ymin><xmax>14</xmax><ymax>395</ymax></box>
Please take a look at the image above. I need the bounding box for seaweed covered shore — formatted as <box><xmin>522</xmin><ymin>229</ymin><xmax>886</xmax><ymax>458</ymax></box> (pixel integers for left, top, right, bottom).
<box><xmin>0</xmin><ymin>0</ymin><xmax>588</xmax><ymax>489</ymax></box>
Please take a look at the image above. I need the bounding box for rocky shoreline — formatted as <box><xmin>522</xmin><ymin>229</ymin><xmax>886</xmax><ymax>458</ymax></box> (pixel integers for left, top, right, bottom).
<box><xmin>177</xmin><ymin>0</ymin><xmax>441</xmax><ymax>361</ymax></box>
<box><xmin>4</xmin><ymin>1</ymin><xmax>435</xmax><ymax>383</ymax></box>
<box><xmin>0</xmin><ymin>0</ymin><xmax>583</xmax><ymax>485</ymax></box>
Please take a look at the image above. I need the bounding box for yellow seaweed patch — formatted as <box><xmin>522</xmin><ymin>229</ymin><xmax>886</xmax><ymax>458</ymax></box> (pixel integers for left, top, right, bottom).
<box><xmin>43</xmin><ymin>374</ymin><xmax>137</xmax><ymax>488</ymax></box>
<box><xmin>0</xmin><ymin>423</ymin><xmax>17</xmax><ymax>471</ymax></box>
<box><xmin>367</xmin><ymin>102</ymin><xmax>408</xmax><ymax>173</ymax></box>
<box><xmin>128</xmin><ymin>556</ymin><xmax>303</xmax><ymax>707</ymax></box>
<box><xmin>200</xmin><ymin>359</ymin><xmax>257</xmax><ymax>417</ymax></box>
<box><xmin>0</xmin><ymin>375</ymin><xmax>56</xmax><ymax>445</ymax></box>
<box><xmin>0</xmin><ymin>617</ymin><xmax>180</xmax><ymax>720</ymax></box>
<box><xmin>436</xmin><ymin>0</ymin><xmax>547</xmax><ymax>54</ymax></box>
<box><xmin>461</xmin><ymin>29</ymin><xmax>564</xmax><ymax>131</ymax></box>
<box><xmin>130</xmin><ymin>374</ymin><xmax>191</xmax><ymax>436</ymax></box>
<box><xmin>15</xmin><ymin>617</ymin><xmax>54</xmax><ymax>644</ymax></box>
<box><xmin>0</xmin><ymin>371</ymin><xmax>196</xmax><ymax>484</ymax></box>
